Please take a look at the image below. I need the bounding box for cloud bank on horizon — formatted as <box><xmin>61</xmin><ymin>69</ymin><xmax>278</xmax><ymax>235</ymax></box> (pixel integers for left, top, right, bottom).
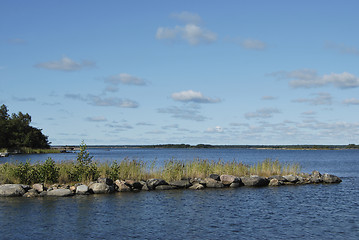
<box><xmin>1</xmin><ymin>1</ymin><xmax>359</xmax><ymax>145</ymax></box>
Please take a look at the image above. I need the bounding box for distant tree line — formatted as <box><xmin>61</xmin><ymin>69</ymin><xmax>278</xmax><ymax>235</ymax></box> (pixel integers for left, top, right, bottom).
<box><xmin>0</xmin><ymin>104</ymin><xmax>50</xmax><ymax>150</ymax></box>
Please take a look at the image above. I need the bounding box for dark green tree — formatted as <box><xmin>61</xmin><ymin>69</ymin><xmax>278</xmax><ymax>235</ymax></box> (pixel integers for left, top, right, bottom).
<box><xmin>0</xmin><ymin>104</ymin><xmax>50</xmax><ymax>149</ymax></box>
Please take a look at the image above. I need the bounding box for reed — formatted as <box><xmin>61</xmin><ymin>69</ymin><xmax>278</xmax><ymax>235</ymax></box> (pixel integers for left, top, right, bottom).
<box><xmin>0</xmin><ymin>158</ymin><xmax>302</xmax><ymax>185</ymax></box>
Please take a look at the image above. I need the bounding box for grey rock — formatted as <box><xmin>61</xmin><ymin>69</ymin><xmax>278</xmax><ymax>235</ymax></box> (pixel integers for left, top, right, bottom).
<box><xmin>283</xmin><ymin>175</ymin><xmax>299</xmax><ymax>183</ymax></box>
<box><xmin>32</xmin><ymin>183</ymin><xmax>45</xmax><ymax>193</ymax></box>
<box><xmin>47</xmin><ymin>188</ymin><xmax>73</xmax><ymax>197</ymax></box>
<box><xmin>89</xmin><ymin>183</ymin><xmax>114</xmax><ymax>194</ymax></box>
<box><xmin>241</xmin><ymin>177</ymin><xmax>270</xmax><ymax>187</ymax></box>
<box><xmin>204</xmin><ymin>178</ymin><xmax>224</xmax><ymax>188</ymax></box>
<box><xmin>220</xmin><ymin>175</ymin><xmax>240</xmax><ymax>185</ymax></box>
<box><xmin>97</xmin><ymin>177</ymin><xmax>113</xmax><ymax>186</ymax></box>
<box><xmin>0</xmin><ymin>184</ymin><xmax>26</xmax><ymax>197</ymax></box>
<box><xmin>76</xmin><ymin>185</ymin><xmax>89</xmax><ymax>195</ymax></box>
<box><xmin>269</xmin><ymin>178</ymin><xmax>281</xmax><ymax>186</ymax></box>
<box><xmin>125</xmin><ymin>180</ymin><xmax>143</xmax><ymax>190</ymax></box>
<box><xmin>146</xmin><ymin>179</ymin><xmax>168</xmax><ymax>190</ymax></box>
<box><xmin>322</xmin><ymin>173</ymin><xmax>342</xmax><ymax>183</ymax></box>
<box><xmin>269</xmin><ymin>175</ymin><xmax>286</xmax><ymax>181</ymax></box>
<box><xmin>115</xmin><ymin>180</ymin><xmax>132</xmax><ymax>192</ymax></box>
<box><xmin>168</xmin><ymin>179</ymin><xmax>192</xmax><ymax>188</ymax></box>
<box><xmin>189</xmin><ymin>183</ymin><xmax>205</xmax><ymax>190</ymax></box>
<box><xmin>23</xmin><ymin>189</ymin><xmax>39</xmax><ymax>198</ymax></box>
<box><xmin>209</xmin><ymin>174</ymin><xmax>220</xmax><ymax>181</ymax></box>
<box><xmin>310</xmin><ymin>170</ymin><xmax>323</xmax><ymax>183</ymax></box>
<box><xmin>155</xmin><ymin>185</ymin><xmax>178</xmax><ymax>190</ymax></box>
<box><xmin>229</xmin><ymin>182</ymin><xmax>243</xmax><ymax>188</ymax></box>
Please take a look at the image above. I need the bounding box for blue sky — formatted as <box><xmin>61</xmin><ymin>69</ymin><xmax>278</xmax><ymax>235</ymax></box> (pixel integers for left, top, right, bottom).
<box><xmin>1</xmin><ymin>1</ymin><xmax>359</xmax><ymax>145</ymax></box>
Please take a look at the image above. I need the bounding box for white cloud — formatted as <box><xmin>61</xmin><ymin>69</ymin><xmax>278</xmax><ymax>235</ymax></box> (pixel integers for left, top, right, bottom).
<box><xmin>86</xmin><ymin>116</ymin><xmax>107</xmax><ymax>122</ymax></box>
<box><xmin>261</xmin><ymin>96</ymin><xmax>277</xmax><ymax>100</ymax></box>
<box><xmin>88</xmin><ymin>95</ymin><xmax>138</xmax><ymax>108</ymax></box>
<box><xmin>325</xmin><ymin>42</ymin><xmax>359</xmax><ymax>56</ymax></box>
<box><xmin>170</xmin><ymin>11</ymin><xmax>202</xmax><ymax>25</ymax></box>
<box><xmin>158</xmin><ymin>105</ymin><xmax>207</xmax><ymax>121</ymax></box>
<box><xmin>292</xmin><ymin>92</ymin><xmax>332</xmax><ymax>105</ymax></box>
<box><xmin>65</xmin><ymin>93</ymin><xmax>138</xmax><ymax>108</ymax></box>
<box><xmin>106</xmin><ymin>73</ymin><xmax>146</xmax><ymax>86</ymax></box>
<box><xmin>156</xmin><ymin>12</ymin><xmax>217</xmax><ymax>45</ymax></box>
<box><xmin>240</xmin><ymin>38</ymin><xmax>267</xmax><ymax>50</ymax></box>
<box><xmin>343</xmin><ymin>98</ymin><xmax>359</xmax><ymax>105</ymax></box>
<box><xmin>245</xmin><ymin>107</ymin><xmax>280</xmax><ymax>119</ymax></box>
<box><xmin>171</xmin><ymin>90</ymin><xmax>221</xmax><ymax>103</ymax></box>
<box><xmin>205</xmin><ymin>126</ymin><xmax>223</xmax><ymax>133</ymax></box>
<box><xmin>270</xmin><ymin>69</ymin><xmax>359</xmax><ymax>89</ymax></box>
<box><xmin>35</xmin><ymin>56</ymin><xmax>95</xmax><ymax>71</ymax></box>
<box><xmin>13</xmin><ymin>96</ymin><xmax>36</xmax><ymax>102</ymax></box>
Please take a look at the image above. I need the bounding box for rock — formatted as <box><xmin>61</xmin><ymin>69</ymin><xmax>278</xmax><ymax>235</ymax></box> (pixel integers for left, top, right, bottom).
<box><xmin>32</xmin><ymin>183</ymin><xmax>45</xmax><ymax>193</ymax></box>
<box><xmin>189</xmin><ymin>183</ymin><xmax>205</xmax><ymax>190</ymax></box>
<box><xmin>115</xmin><ymin>180</ymin><xmax>132</xmax><ymax>192</ymax></box>
<box><xmin>47</xmin><ymin>188</ymin><xmax>73</xmax><ymax>197</ymax></box>
<box><xmin>269</xmin><ymin>178</ymin><xmax>281</xmax><ymax>186</ymax></box>
<box><xmin>229</xmin><ymin>182</ymin><xmax>243</xmax><ymax>188</ymax></box>
<box><xmin>89</xmin><ymin>183</ymin><xmax>114</xmax><ymax>194</ymax></box>
<box><xmin>97</xmin><ymin>177</ymin><xmax>113</xmax><ymax>186</ymax></box>
<box><xmin>0</xmin><ymin>184</ymin><xmax>26</xmax><ymax>197</ymax></box>
<box><xmin>76</xmin><ymin>185</ymin><xmax>89</xmax><ymax>195</ymax></box>
<box><xmin>220</xmin><ymin>175</ymin><xmax>240</xmax><ymax>185</ymax></box>
<box><xmin>322</xmin><ymin>173</ymin><xmax>342</xmax><ymax>183</ymax></box>
<box><xmin>168</xmin><ymin>179</ymin><xmax>192</xmax><ymax>188</ymax></box>
<box><xmin>209</xmin><ymin>174</ymin><xmax>220</xmax><ymax>181</ymax></box>
<box><xmin>283</xmin><ymin>175</ymin><xmax>299</xmax><ymax>183</ymax></box>
<box><xmin>125</xmin><ymin>180</ymin><xmax>143</xmax><ymax>190</ymax></box>
<box><xmin>23</xmin><ymin>189</ymin><xmax>39</xmax><ymax>198</ymax></box>
<box><xmin>204</xmin><ymin>178</ymin><xmax>224</xmax><ymax>188</ymax></box>
<box><xmin>155</xmin><ymin>185</ymin><xmax>178</xmax><ymax>190</ymax></box>
<box><xmin>269</xmin><ymin>175</ymin><xmax>286</xmax><ymax>181</ymax></box>
<box><xmin>146</xmin><ymin>179</ymin><xmax>168</xmax><ymax>190</ymax></box>
<box><xmin>241</xmin><ymin>176</ymin><xmax>270</xmax><ymax>187</ymax></box>
<box><xmin>309</xmin><ymin>170</ymin><xmax>323</xmax><ymax>183</ymax></box>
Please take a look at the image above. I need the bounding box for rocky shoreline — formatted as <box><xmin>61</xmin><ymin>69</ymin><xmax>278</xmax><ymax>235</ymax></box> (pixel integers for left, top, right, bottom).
<box><xmin>0</xmin><ymin>170</ymin><xmax>342</xmax><ymax>197</ymax></box>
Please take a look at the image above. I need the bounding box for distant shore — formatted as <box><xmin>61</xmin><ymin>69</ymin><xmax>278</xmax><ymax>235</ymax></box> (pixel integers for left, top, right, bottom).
<box><xmin>51</xmin><ymin>144</ymin><xmax>359</xmax><ymax>151</ymax></box>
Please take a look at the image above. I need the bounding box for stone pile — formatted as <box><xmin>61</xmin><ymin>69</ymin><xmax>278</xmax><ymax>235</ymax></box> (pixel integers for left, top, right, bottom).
<box><xmin>0</xmin><ymin>171</ymin><xmax>342</xmax><ymax>197</ymax></box>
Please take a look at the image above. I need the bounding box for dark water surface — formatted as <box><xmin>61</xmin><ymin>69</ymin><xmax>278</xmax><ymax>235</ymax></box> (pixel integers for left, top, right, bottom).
<box><xmin>1</xmin><ymin>149</ymin><xmax>358</xmax><ymax>239</ymax></box>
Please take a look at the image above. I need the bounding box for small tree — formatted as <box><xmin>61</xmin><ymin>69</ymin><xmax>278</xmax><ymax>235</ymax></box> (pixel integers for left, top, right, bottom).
<box><xmin>74</xmin><ymin>141</ymin><xmax>99</xmax><ymax>182</ymax></box>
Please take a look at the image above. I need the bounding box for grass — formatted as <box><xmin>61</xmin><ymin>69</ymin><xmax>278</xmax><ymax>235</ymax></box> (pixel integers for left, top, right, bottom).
<box><xmin>0</xmin><ymin>158</ymin><xmax>301</xmax><ymax>185</ymax></box>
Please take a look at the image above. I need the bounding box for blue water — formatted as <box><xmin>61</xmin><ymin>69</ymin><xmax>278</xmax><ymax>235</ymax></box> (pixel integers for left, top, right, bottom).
<box><xmin>1</xmin><ymin>148</ymin><xmax>358</xmax><ymax>239</ymax></box>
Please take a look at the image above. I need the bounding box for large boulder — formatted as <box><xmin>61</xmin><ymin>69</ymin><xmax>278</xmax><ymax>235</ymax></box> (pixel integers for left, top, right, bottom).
<box><xmin>114</xmin><ymin>180</ymin><xmax>132</xmax><ymax>192</ymax></box>
<box><xmin>76</xmin><ymin>185</ymin><xmax>89</xmax><ymax>195</ymax></box>
<box><xmin>0</xmin><ymin>184</ymin><xmax>26</xmax><ymax>197</ymax></box>
<box><xmin>125</xmin><ymin>180</ymin><xmax>143</xmax><ymax>190</ymax></box>
<box><xmin>203</xmin><ymin>178</ymin><xmax>224</xmax><ymax>188</ymax></box>
<box><xmin>89</xmin><ymin>183</ymin><xmax>114</xmax><ymax>194</ymax></box>
<box><xmin>283</xmin><ymin>175</ymin><xmax>299</xmax><ymax>183</ymax></box>
<box><xmin>146</xmin><ymin>179</ymin><xmax>168</xmax><ymax>190</ymax></box>
<box><xmin>47</xmin><ymin>188</ymin><xmax>73</xmax><ymax>197</ymax></box>
<box><xmin>155</xmin><ymin>185</ymin><xmax>178</xmax><ymax>190</ymax></box>
<box><xmin>23</xmin><ymin>189</ymin><xmax>39</xmax><ymax>198</ymax></box>
<box><xmin>168</xmin><ymin>179</ymin><xmax>192</xmax><ymax>188</ymax></box>
<box><xmin>322</xmin><ymin>173</ymin><xmax>342</xmax><ymax>183</ymax></box>
<box><xmin>32</xmin><ymin>183</ymin><xmax>45</xmax><ymax>193</ymax></box>
<box><xmin>97</xmin><ymin>177</ymin><xmax>113</xmax><ymax>186</ymax></box>
<box><xmin>309</xmin><ymin>170</ymin><xmax>323</xmax><ymax>183</ymax></box>
<box><xmin>209</xmin><ymin>174</ymin><xmax>220</xmax><ymax>181</ymax></box>
<box><xmin>220</xmin><ymin>175</ymin><xmax>240</xmax><ymax>185</ymax></box>
<box><xmin>189</xmin><ymin>183</ymin><xmax>205</xmax><ymax>190</ymax></box>
<box><xmin>241</xmin><ymin>176</ymin><xmax>269</xmax><ymax>187</ymax></box>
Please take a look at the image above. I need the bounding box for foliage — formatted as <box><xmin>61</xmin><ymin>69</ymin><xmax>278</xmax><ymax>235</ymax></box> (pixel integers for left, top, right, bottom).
<box><xmin>72</xmin><ymin>141</ymin><xmax>99</xmax><ymax>182</ymax></box>
<box><xmin>0</xmin><ymin>104</ymin><xmax>50</xmax><ymax>150</ymax></box>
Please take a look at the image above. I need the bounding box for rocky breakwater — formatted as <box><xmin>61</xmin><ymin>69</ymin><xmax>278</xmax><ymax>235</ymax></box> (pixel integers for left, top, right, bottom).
<box><xmin>0</xmin><ymin>171</ymin><xmax>342</xmax><ymax>198</ymax></box>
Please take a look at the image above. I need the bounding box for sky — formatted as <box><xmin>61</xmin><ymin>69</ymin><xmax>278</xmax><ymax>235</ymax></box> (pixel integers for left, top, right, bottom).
<box><xmin>1</xmin><ymin>0</ymin><xmax>359</xmax><ymax>145</ymax></box>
